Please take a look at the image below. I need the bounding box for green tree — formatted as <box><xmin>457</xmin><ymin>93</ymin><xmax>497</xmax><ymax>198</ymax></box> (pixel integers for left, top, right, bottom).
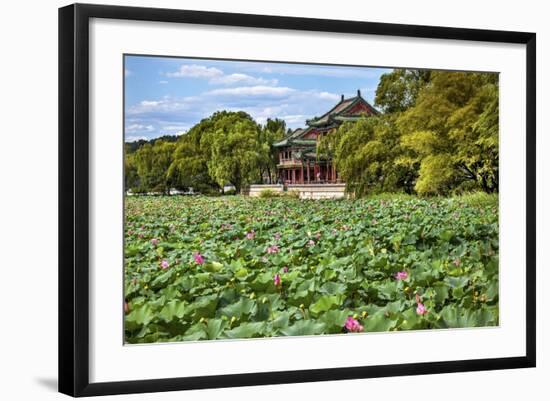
<box><xmin>133</xmin><ymin>141</ymin><xmax>176</xmax><ymax>194</ymax></box>
<box><xmin>396</xmin><ymin>71</ymin><xmax>499</xmax><ymax>194</ymax></box>
<box><xmin>205</xmin><ymin>116</ymin><xmax>262</xmax><ymax>193</ymax></box>
<box><xmin>167</xmin><ymin>115</ymin><xmax>220</xmax><ymax>193</ymax></box>
<box><xmin>324</xmin><ymin>116</ymin><xmax>411</xmax><ymax>196</ymax></box>
<box><xmin>374</xmin><ymin>69</ymin><xmax>431</xmax><ymax>113</ymax></box>
<box><xmin>258</xmin><ymin>118</ymin><xmax>286</xmax><ymax>184</ymax></box>
<box><xmin>124</xmin><ymin>145</ymin><xmax>140</xmax><ymax>191</ymax></box>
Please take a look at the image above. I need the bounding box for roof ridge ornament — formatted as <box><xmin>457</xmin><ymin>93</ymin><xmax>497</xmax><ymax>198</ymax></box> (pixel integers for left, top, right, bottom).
<box><xmin>357</xmin><ymin>89</ymin><xmax>361</xmax><ymax>97</ymax></box>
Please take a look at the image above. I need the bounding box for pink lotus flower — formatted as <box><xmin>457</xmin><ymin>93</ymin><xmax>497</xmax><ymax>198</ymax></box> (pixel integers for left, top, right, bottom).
<box><xmin>160</xmin><ymin>259</ymin><xmax>170</xmax><ymax>269</ymax></box>
<box><xmin>273</xmin><ymin>273</ymin><xmax>281</xmax><ymax>286</ymax></box>
<box><xmin>150</xmin><ymin>238</ymin><xmax>159</xmax><ymax>246</ymax></box>
<box><xmin>307</xmin><ymin>239</ymin><xmax>315</xmax><ymax>247</ymax></box>
<box><xmin>282</xmin><ymin>266</ymin><xmax>289</xmax><ymax>273</ymax></box>
<box><xmin>416</xmin><ymin>302</ymin><xmax>428</xmax><ymax>315</ymax></box>
<box><xmin>415</xmin><ymin>293</ymin><xmax>427</xmax><ymax>315</ymax></box>
<box><xmin>394</xmin><ymin>271</ymin><xmax>408</xmax><ymax>280</ymax></box>
<box><xmin>193</xmin><ymin>252</ymin><xmax>205</xmax><ymax>265</ymax></box>
<box><xmin>246</xmin><ymin>230</ymin><xmax>255</xmax><ymax>240</ymax></box>
<box><xmin>267</xmin><ymin>244</ymin><xmax>280</xmax><ymax>254</ymax></box>
<box><xmin>344</xmin><ymin>316</ymin><xmax>364</xmax><ymax>333</ymax></box>
<box><xmin>274</xmin><ymin>232</ymin><xmax>281</xmax><ymax>240</ymax></box>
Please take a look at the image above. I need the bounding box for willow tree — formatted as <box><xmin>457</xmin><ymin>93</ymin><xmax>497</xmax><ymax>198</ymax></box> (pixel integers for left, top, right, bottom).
<box><xmin>321</xmin><ymin>115</ymin><xmax>410</xmax><ymax>196</ymax></box>
<box><xmin>132</xmin><ymin>140</ymin><xmax>176</xmax><ymax>194</ymax></box>
<box><xmin>205</xmin><ymin>116</ymin><xmax>262</xmax><ymax>193</ymax></box>
<box><xmin>258</xmin><ymin>118</ymin><xmax>286</xmax><ymax>184</ymax></box>
<box><xmin>396</xmin><ymin>71</ymin><xmax>499</xmax><ymax>194</ymax></box>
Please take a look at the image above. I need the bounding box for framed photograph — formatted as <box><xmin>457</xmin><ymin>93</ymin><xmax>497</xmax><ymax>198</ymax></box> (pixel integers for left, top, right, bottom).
<box><xmin>58</xmin><ymin>3</ymin><xmax>536</xmax><ymax>397</ymax></box>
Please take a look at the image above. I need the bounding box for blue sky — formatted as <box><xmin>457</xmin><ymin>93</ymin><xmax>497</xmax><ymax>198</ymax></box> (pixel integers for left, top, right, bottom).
<box><xmin>124</xmin><ymin>55</ymin><xmax>392</xmax><ymax>141</ymax></box>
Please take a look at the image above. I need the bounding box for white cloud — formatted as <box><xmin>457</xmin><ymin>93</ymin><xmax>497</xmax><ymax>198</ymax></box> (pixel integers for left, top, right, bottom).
<box><xmin>159</xmin><ymin>80</ymin><xmax>168</xmax><ymax>84</ymax></box>
<box><xmin>125</xmin><ymin>87</ymin><xmax>347</xmax><ymax>137</ymax></box>
<box><xmin>165</xmin><ymin>64</ymin><xmax>278</xmax><ymax>87</ymax></box>
<box><xmin>126</xmin><ymin>135</ymin><xmax>148</xmax><ymax>142</ymax></box>
<box><xmin>210</xmin><ymin>73</ymin><xmax>277</xmax><ymax>86</ymax></box>
<box><xmin>166</xmin><ymin>64</ymin><xmax>223</xmax><ymax>78</ymax></box>
<box><xmin>140</xmin><ymin>100</ymin><xmax>161</xmax><ymax>107</ymax></box>
<box><xmin>126</xmin><ymin>124</ymin><xmax>154</xmax><ymax>133</ymax></box>
<box><xmin>250</xmin><ymin>64</ymin><xmax>386</xmax><ymax>78</ymax></box>
<box><xmin>281</xmin><ymin>114</ymin><xmax>310</xmax><ymax>124</ymax></box>
<box><xmin>162</xmin><ymin>125</ymin><xmax>190</xmax><ymax>132</ymax></box>
<box><xmin>205</xmin><ymin>86</ymin><xmax>295</xmax><ymax>97</ymax></box>
<box><xmin>127</xmin><ymin>97</ymin><xmax>192</xmax><ymax>115</ymax></box>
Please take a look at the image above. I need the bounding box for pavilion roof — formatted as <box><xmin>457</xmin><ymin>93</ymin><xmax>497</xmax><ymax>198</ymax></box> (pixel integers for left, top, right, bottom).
<box><xmin>273</xmin><ymin>91</ymin><xmax>378</xmax><ymax>148</ymax></box>
<box><xmin>306</xmin><ymin>91</ymin><xmax>378</xmax><ymax>127</ymax></box>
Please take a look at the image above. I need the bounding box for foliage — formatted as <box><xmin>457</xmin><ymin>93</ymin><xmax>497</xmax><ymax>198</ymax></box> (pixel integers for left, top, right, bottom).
<box><xmin>374</xmin><ymin>69</ymin><xmax>432</xmax><ymax>113</ymax></box>
<box><xmin>127</xmin><ymin>112</ymin><xmax>285</xmax><ymax>194</ymax></box>
<box><xmin>127</xmin><ymin>141</ymin><xmax>176</xmax><ymax>194</ymax></box>
<box><xmin>259</xmin><ymin>189</ymin><xmax>280</xmax><ymax>198</ymax></box>
<box><xmin>320</xmin><ymin>115</ymin><xmax>414</xmax><ymax>196</ymax></box>
<box><xmin>258</xmin><ymin>118</ymin><xmax>287</xmax><ymax>184</ymax></box>
<box><xmin>205</xmin><ymin>116</ymin><xmax>262</xmax><ymax>193</ymax></box>
<box><xmin>320</xmin><ymin>70</ymin><xmax>499</xmax><ymax>196</ymax></box>
<box><xmin>124</xmin><ymin>195</ymin><xmax>499</xmax><ymax>343</ymax></box>
<box><xmin>452</xmin><ymin>191</ymin><xmax>498</xmax><ymax>208</ymax></box>
<box><xmin>396</xmin><ymin>71</ymin><xmax>499</xmax><ymax>194</ymax></box>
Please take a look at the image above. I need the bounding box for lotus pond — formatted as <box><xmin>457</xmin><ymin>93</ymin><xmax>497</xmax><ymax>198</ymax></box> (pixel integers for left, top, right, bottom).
<box><xmin>124</xmin><ymin>194</ymin><xmax>499</xmax><ymax>343</ymax></box>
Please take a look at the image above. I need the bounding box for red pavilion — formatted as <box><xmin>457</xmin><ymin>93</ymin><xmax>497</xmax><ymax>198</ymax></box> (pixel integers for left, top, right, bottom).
<box><xmin>274</xmin><ymin>90</ymin><xmax>378</xmax><ymax>185</ymax></box>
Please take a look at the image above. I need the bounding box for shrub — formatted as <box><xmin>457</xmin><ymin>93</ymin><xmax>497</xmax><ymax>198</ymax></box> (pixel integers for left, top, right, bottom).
<box><xmin>366</xmin><ymin>192</ymin><xmax>415</xmax><ymax>202</ymax></box>
<box><xmin>259</xmin><ymin>189</ymin><xmax>280</xmax><ymax>198</ymax></box>
<box><xmin>282</xmin><ymin>189</ymin><xmax>300</xmax><ymax>199</ymax></box>
<box><xmin>452</xmin><ymin>191</ymin><xmax>498</xmax><ymax>208</ymax></box>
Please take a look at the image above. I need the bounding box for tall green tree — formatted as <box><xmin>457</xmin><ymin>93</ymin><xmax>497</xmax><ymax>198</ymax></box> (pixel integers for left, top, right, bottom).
<box><xmin>258</xmin><ymin>118</ymin><xmax>286</xmax><ymax>184</ymax></box>
<box><xmin>167</xmin><ymin>114</ymin><xmax>221</xmax><ymax>192</ymax></box>
<box><xmin>374</xmin><ymin>69</ymin><xmax>431</xmax><ymax>113</ymax></box>
<box><xmin>321</xmin><ymin>116</ymin><xmax>412</xmax><ymax>196</ymax></box>
<box><xmin>396</xmin><ymin>71</ymin><xmax>499</xmax><ymax>194</ymax></box>
<box><xmin>133</xmin><ymin>141</ymin><xmax>176</xmax><ymax>194</ymax></box>
<box><xmin>205</xmin><ymin>115</ymin><xmax>262</xmax><ymax>193</ymax></box>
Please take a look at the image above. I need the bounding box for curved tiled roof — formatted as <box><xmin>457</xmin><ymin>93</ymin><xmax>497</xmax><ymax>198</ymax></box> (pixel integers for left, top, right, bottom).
<box><xmin>274</xmin><ymin>91</ymin><xmax>379</xmax><ymax>148</ymax></box>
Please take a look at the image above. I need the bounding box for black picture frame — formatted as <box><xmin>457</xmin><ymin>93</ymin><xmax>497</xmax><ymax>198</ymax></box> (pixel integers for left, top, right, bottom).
<box><xmin>58</xmin><ymin>3</ymin><xmax>536</xmax><ymax>397</ymax></box>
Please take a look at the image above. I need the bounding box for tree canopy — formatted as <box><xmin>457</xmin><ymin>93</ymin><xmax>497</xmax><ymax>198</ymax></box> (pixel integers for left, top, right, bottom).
<box><xmin>322</xmin><ymin>69</ymin><xmax>499</xmax><ymax>196</ymax></box>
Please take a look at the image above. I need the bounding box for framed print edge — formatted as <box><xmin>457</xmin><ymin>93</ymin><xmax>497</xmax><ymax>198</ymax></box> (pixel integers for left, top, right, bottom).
<box><xmin>58</xmin><ymin>3</ymin><xmax>536</xmax><ymax>397</ymax></box>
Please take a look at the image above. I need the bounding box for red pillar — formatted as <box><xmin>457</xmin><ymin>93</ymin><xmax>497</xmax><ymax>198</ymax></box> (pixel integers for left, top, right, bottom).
<box><xmin>306</xmin><ymin>161</ymin><xmax>310</xmax><ymax>183</ymax></box>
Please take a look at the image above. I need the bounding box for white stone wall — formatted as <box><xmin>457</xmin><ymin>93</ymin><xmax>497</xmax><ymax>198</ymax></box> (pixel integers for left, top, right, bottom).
<box><xmin>287</xmin><ymin>184</ymin><xmax>347</xmax><ymax>199</ymax></box>
<box><xmin>243</xmin><ymin>184</ymin><xmax>285</xmax><ymax>197</ymax></box>
<box><xmin>243</xmin><ymin>184</ymin><xmax>347</xmax><ymax>199</ymax></box>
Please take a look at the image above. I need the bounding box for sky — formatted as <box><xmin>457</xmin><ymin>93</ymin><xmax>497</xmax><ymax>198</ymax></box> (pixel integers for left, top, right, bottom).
<box><xmin>124</xmin><ymin>55</ymin><xmax>392</xmax><ymax>142</ymax></box>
